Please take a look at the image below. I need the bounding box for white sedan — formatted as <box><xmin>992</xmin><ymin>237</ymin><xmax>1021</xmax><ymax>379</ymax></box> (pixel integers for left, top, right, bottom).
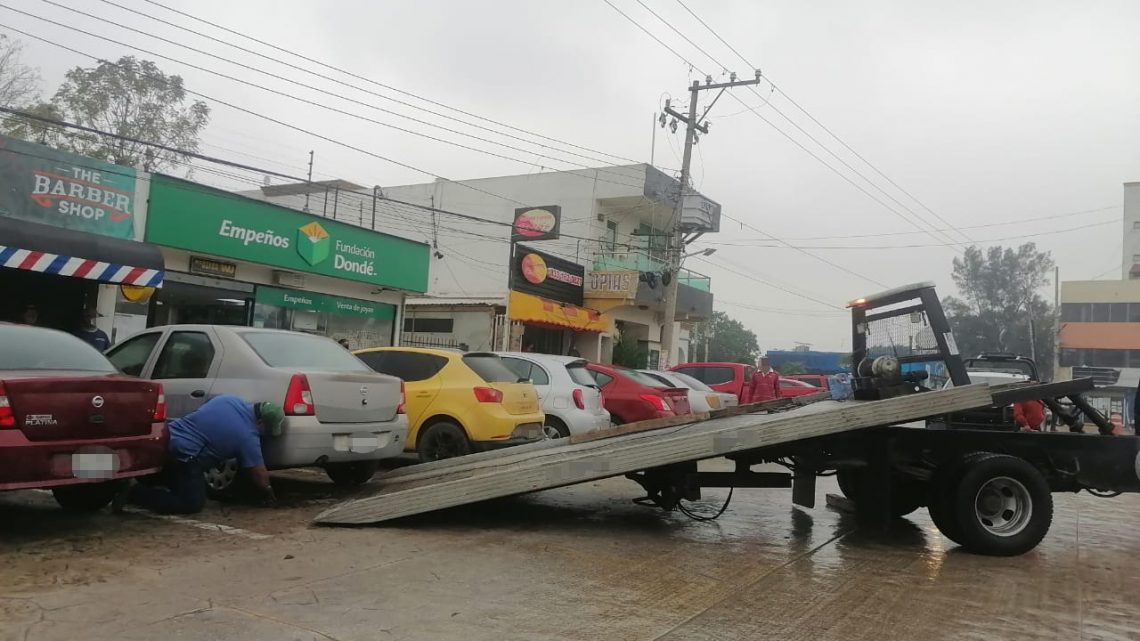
<box><xmin>639</xmin><ymin>369</ymin><xmax>739</xmax><ymax>413</ymax></box>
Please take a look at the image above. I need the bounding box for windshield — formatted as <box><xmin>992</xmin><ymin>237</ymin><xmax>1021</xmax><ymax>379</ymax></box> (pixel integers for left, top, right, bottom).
<box><xmin>964</xmin><ymin>358</ymin><xmax>1036</xmax><ymax>378</ymax></box>
<box><xmin>0</xmin><ymin>325</ymin><xmax>116</xmax><ymax>372</ymax></box>
<box><xmin>241</xmin><ymin>332</ymin><xmax>371</xmax><ymax>372</ymax></box>
<box><xmin>671</xmin><ymin>371</ymin><xmax>712</xmax><ymax>391</ymax></box>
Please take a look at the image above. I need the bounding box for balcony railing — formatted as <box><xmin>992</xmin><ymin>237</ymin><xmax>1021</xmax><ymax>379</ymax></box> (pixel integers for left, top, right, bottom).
<box><xmin>592</xmin><ymin>253</ymin><xmax>712</xmax><ymax>292</ymax></box>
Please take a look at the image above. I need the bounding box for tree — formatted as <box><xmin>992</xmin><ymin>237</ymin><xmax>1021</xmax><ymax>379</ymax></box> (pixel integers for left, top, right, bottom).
<box><xmin>8</xmin><ymin>57</ymin><xmax>209</xmax><ymax>172</ymax></box>
<box><xmin>943</xmin><ymin>243</ymin><xmax>1055</xmax><ymax>378</ymax></box>
<box><xmin>779</xmin><ymin>361</ymin><xmax>807</xmax><ymax>375</ymax></box>
<box><xmin>689</xmin><ymin>311</ymin><xmax>760</xmax><ymax>364</ymax></box>
<box><xmin>0</xmin><ymin>35</ymin><xmax>40</xmax><ymax>108</ymax></box>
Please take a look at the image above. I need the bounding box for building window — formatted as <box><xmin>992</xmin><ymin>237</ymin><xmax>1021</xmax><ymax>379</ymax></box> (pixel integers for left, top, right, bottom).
<box><xmin>1092</xmin><ymin>303</ymin><xmax>1112</xmax><ymax>322</ymax></box>
<box><xmin>604</xmin><ymin>220</ymin><xmax>618</xmax><ymax>253</ymax></box>
<box><xmin>1128</xmin><ymin>303</ymin><xmax>1140</xmax><ymax>322</ymax></box>
<box><xmin>637</xmin><ymin>223</ymin><xmax>668</xmax><ymax>262</ymax></box>
<box><xmin>1110</xmin><ymin>303</ymin><xmax>1129</xmax><ymax>322</ymax></box>
<box><xmin>1059</xmin><ymin>348</ymin><xmax>1083</xmax><ymax>367</ymax></box>
<box><xmin>1061</xmin><ymin>303</ymin><xmax>1090</xmax><ymax>322</ymax></box>
<box><xmin>403</xmin><ymin>317</ymin><xmax>454</xmax><ymax>333</ymax></box>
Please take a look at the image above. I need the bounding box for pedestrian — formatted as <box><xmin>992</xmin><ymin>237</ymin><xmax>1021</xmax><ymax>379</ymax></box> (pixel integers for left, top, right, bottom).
<box><xmin>115</xmin><ymin>394</ymin><xmax>284</xmax><ymax>515</ymax></box>
<box><xmin>20</xmin><ymin>304</ymin><xmax>37</xmax><ymax>325</ymax></box>
<box><xmin>75</xmin><ymin>308</ymin><xmax>111</xmax><ymax>351</ymax></box>
<box><xmin>1014</xmin><ymin>399</ymin><xmax>1046</xmax><ymax>432</ymax></box>
<box><xmin>751</xmin><ymin>356</ymin><xmax>781</xmax><ymax>403</ymax></box>
<box><xmin>337</xmin><ymin>338</ymin><xmax>351</xmax><ymax>349</ymax></box>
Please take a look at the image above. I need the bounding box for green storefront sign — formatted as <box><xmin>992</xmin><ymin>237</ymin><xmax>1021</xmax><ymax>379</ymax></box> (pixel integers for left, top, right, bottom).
<box><xmin>147</xmin><ymin>175</ymin><xmax>429</xmax><ymax>292</ymax></box>
<box><xmin>0</xmin><ymin>135</ymin><xmax>137</xmax><ymax>239</ymax></box>
<box><xmin>255</xmin><ymin>286</ymin><xmax>395</xmax><ymax>320</ymax></box>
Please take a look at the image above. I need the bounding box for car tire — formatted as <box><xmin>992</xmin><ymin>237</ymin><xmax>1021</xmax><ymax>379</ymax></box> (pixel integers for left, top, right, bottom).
<box><xmin>325</xmin><ymin>461</ymin><xmax>380</xmax><ymax>487</ymax></box>
<box><xmin>417</xmin><ymin>421</ymin><xmax>472</xmax><ymax>462</ymax></box>
<box><xmin>835</xmin><ymin>468</ymin><xmax>924</xmax><ymax>518</ymax></box>
<box><xmin>52</xmin><ymin>481</ymin><xmax>121</xmax><ymax>512</ymax></box>
<box><xmin>543</xmin><ymin>417</ymin><xmax>570</xmax><ymax>439</ymax></box>
<box><xmin>947</xmin><ymin>453</ymin><xmax>1052</xmax><ymax>556</ymax></box>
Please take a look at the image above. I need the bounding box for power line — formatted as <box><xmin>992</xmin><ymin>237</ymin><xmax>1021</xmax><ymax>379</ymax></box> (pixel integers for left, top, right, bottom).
<box><xmin>631</xmin><ymin>0</ymin><xmax>728</xmax><ymax>74</ymax></box>
<box><xmin>692</xmin><ymin>255</ymin><xmax>845</xmax><ymax>310</ymax></box>
<box><xmin>674</xmin><ymin>0</ymin><xmax>974</xmax><ymax>245</ymax></box>
<box><xmin>139</xmin><ymin>0</ymin><xmax>644</xmax><ymax>167</ymax></box>
<box><xmin>19</xmin><ymin>2</ymin><xmax>651</xmax><ymax>194</ymax></box>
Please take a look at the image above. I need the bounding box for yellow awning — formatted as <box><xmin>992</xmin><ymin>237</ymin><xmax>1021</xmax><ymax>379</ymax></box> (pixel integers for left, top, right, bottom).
<box><xmin>509</xmin><ymin>291</ymin><xmax>612</xmax><ymax>333</ymax></box>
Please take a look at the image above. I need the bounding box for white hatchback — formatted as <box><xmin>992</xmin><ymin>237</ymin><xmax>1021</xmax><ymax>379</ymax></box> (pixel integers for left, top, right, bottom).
<box><xmin>498</xmin><ymin>353</ymin><xmax>611</xmax><ymax>438</ymax></box>
<box><xmin>640</xmin><ymin>369</ymin><xmax>739</xmax><ymax>413</ymax></box>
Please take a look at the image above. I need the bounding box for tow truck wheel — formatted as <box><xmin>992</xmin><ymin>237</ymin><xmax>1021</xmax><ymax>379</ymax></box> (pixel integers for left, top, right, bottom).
<box><xmin>948</xmin><ymin>453</ymin><xmax>1052</xmax><ymax>556</ymax></box>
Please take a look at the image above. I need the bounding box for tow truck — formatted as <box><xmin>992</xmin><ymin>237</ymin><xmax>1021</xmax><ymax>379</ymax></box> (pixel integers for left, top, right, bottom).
<box><xmin>316</xmin><ymin>283</ymin><xmax>1140</xmax><ymax>557</ymax></box>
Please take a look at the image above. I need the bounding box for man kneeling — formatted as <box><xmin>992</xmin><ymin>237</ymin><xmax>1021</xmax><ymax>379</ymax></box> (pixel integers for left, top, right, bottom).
<box><xmin>117</xmin><ymin>395</ymin><xmax>285</xmax><ymax>514</ymax></box>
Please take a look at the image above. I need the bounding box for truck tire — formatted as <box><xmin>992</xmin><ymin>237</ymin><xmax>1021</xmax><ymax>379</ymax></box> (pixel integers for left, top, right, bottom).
<box><xmin>52</xmin><ymin>481</ymin><xmax>121</xmax><ymax>512</ymax></box>
<box><xmin>836</xmin><ymin>468</ymin><xmax>924</xmax><ymax>518</ymax></box>
<box><xmin>947</xmin><ymin>453</ymin><xmax>1053</xmax><ymax>556</ymax></box>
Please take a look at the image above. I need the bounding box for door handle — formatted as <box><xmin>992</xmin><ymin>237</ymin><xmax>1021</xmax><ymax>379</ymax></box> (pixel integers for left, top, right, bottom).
<box><xmin>190</xmin><ymin>389</ymin><xmax>206</xmax><ymax>398</ymax></box>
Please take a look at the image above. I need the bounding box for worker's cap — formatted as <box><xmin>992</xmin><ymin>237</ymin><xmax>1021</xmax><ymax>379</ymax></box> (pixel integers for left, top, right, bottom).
<box><xmin>256</xmin><ymin>402</ymin><xmax>286</xmax><ymax>436</ymax></box>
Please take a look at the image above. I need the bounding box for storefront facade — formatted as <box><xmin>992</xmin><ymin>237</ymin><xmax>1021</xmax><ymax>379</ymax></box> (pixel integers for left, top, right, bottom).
<box><xmin>507</xmin><ymin>244</ymin><xmax>611</xmax><ymax>358</ymax></box>
<box><xmin>0</xmin><ymin>136</ymin><xmax>165</xmax><ymax>342</ymax></box>
<box><xmin>141</xmin><ymin>175</ymin><xmax>428</xmax><ymax>349</ymax></box>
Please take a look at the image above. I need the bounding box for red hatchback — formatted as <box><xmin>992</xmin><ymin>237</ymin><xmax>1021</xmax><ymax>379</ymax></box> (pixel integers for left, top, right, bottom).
<box><xmin>585</xmin><ymin>363</ymin><xmax>691</xmax><ymax>425</ymax></box>
<box><xmin>0</xmin><ymin>324</ymin><xmax>168</xmax><ymax>511</ymax></box>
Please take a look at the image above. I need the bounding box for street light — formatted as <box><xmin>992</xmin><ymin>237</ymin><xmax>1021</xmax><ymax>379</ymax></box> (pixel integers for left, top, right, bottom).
<box><xmin>681</xmin><ymin>247</ymin><xmax>717</xmax><ymax>260</ymax></box>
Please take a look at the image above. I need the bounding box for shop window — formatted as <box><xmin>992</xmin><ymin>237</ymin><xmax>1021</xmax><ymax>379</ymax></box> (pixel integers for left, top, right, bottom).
<box><xmin>403</xmin><ymin>318</ymin><xmax>454</xmax><ymax>333</ymax></box>
<box><xmin>106</xmin><ymin>332</ymin><xmax>162</xmax><ymax>376</ymax></box>
<box><xmin>359</xmin><ymin>351</ymin><xmax>448</xmax><ymax>382</ymax></box>
<box><xmin>153</xmin><ymin>332</ymin><xmax>215</xmax><ymax>379</ymax></box>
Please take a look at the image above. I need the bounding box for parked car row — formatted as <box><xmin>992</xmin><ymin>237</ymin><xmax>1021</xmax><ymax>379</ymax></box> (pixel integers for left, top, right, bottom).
<box><xmin>3</xmin><ymin>320</ymin><xmax>798</xmax><ymax>512</ymax></box>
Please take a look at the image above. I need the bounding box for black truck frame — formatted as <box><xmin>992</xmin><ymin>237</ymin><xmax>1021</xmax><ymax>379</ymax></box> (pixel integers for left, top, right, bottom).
<box><xmin>629</xmin><ymin>282</ymin><xmax>1140</xmax><ymax>556</ymax></box>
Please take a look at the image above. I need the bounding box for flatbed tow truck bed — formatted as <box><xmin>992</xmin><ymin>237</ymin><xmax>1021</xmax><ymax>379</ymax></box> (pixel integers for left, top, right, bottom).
<box><xmin>316</xmin><ymin>283</ymin><xmax>1140</xmax><ymax>557</ymax></box>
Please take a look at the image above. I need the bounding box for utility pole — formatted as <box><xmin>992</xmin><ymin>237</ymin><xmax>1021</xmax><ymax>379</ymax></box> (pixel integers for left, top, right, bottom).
<box><xmin>304</xmin><ymin>150</ymin><xmax>314</xmax><ymax>212</ymax></box>
<box><xmin>658</xmin><ymin>72</ymin><xmax>762</xmax><ymax>369</ymax></box>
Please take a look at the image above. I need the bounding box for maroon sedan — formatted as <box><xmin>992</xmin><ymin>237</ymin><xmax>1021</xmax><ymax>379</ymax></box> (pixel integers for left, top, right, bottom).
<box><xmin>0</xmin><ymin>323</ymin><xmax>168</xmax><ymax>511</ymax></box>
<box><xmin>585</xmin><ymin>363</ymin><xmax>691</xmax><ymax>425</ymax></box>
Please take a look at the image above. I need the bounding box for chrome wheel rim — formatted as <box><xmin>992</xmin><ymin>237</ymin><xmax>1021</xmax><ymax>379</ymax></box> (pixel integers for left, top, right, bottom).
<box><xmin>204</xmin><ymin>459</ymin><xmax>238</xmax><ymax>491</ymax></box>
<box><xmin>542</xmin><ymin>424</ymin><xmax>563</xmax><ymax>439</ymax></box>
<box><xmin>974</xmin><ymin>476</ymin><xmax>1032</xmax><ymax>537</ymax></box>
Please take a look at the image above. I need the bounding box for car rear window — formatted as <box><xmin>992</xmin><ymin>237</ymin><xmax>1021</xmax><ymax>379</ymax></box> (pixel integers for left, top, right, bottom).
<box><xmin>241</xmin><ymin>332</ymin><xmax>370</xmax><ymax>372</ymax></box>
<box><xmin>462</xmin><ymin>354</ymin><xmax>519</xmax><ymax>383</ymax></box>
<box><xmin>671</xmin><ymin>371</ymin><xmax>713</xmax><ymax>391</ymax></box>
<box><xmin>616</xmin><ymin>368</ymin><xmax>670</xmax><ymax>387</ymax></box>
<box><xmin>0</xmin><ymin>325</ymin><xmax>116</xmax><ymax>372</ymax></box>
<box><xmin>566</xmin><ymin>361</ymin><xmax>598</xmax><ymax>387</ymax></box>
<box><xmin>358</xmin><ymin>350</ymin><xmax>448</xmax><ymax>382</ymax></box>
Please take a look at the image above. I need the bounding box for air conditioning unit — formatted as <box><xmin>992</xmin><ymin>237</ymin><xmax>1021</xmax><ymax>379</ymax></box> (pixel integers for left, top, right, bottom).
<box><xmin>274</xmin><ymin>271</ymin><xmax>306</xmax><ymax>289</ymax></box>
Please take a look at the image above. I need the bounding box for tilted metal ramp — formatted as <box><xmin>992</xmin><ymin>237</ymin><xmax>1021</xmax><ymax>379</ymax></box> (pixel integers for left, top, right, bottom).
<box><xmin>314</xmin><ymin>384</ymin><xmax>993</xmax><ymax>525</ymax></box>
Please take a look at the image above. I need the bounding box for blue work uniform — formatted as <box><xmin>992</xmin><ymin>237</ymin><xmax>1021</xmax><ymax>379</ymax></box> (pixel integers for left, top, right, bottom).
<box><xmin>76</xmin><ymin>327</ymin><xmax>111</xmax><ymax>351</ymax></box>
<box><xmin>129</xmin><ymin>395</ymin><xmax>265</xmax><ymax>514</ymax></box>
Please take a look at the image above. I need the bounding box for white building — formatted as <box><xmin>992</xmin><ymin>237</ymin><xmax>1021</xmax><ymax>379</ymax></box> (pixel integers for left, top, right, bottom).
<box><xmin>1121</xmin><ymin>181</ymin><xmax>1140</xmax><ymax>279</ymax></box>
<box><xmin>246</xmin><ymin>165</ymin><xmax>719</xmax><ymax>366</ymax></box>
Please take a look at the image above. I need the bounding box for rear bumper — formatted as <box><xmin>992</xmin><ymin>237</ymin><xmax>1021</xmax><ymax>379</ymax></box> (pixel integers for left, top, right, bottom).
<box><xmin>472</xmin><ymin>421</ymin><xmax>545</xmax><ymax>451</ymax></box>
<box><xmin>0</xmin><ymin>423</ymin><xmax>168</xmax><ymax>491</ymax></box>
<box><xmin>262</xmin><ymin>415</ymin><xmax>408</xmax><ymax>468</ymax></box>
<box><xmin>557</xmin><ymin>410</ymin><xmax>612</xmax><ymax>436</ymax></box>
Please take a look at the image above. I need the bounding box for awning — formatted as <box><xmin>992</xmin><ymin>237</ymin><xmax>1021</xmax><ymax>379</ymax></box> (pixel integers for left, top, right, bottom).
<box><xmin>0</xmin><ymin>216</ymin><xmax>164</xmax><ymax>287</ymax></box>
<box><xmin>509</xmin><ymin>291</ymin><xmax>611</xmax><ymax>333</ymax></box>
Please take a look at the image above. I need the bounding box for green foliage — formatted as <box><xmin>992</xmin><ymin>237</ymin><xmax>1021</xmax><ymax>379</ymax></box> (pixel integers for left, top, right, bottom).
<box><xmin>689</xmin><ymin>311</ymin><xmax>760</xmax><ymax>364</ymax></box>
<box><xmin>5</xmin><ymin>56</ymin><xmax>209</xmax><ymax>172</ymax></box>
<box><xmin>943</xmin><ymin>243</ymin><xmax>1055</xmax><ymax>378</ymax></box>
<box><xmin>611</xmin><ymin>333</ymin><xmax>647</xmax><ymax>369</ymax></box>
<box><xmin>779</xmin><ymin>361</ymin><xmax>807</xmax><ymax>375</ymax></box>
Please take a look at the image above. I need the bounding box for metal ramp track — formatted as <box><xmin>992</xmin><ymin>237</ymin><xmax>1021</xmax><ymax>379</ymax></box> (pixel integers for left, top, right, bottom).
<box><xmin>314</xmin><ymin>384</ymin><xmax>993</xmax><ymax>525</ymax></box>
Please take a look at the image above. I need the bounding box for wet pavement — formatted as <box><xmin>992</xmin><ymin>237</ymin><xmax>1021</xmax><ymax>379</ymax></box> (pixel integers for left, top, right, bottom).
<box><xmin>2</xmin><ymin>461</ymin><xmax>1138</xmax><ymax>641</ymax></box>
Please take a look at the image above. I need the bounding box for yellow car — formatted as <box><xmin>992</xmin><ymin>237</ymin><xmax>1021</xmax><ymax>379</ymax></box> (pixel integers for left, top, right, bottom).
<box><xmin>354</xmin><ymin>347</ymin><xmax>546</xmax><ymax>461</ymax></box>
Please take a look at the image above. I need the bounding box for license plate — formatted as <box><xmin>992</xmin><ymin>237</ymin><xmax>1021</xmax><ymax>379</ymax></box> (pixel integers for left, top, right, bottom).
<box><xmin>333</xmin><ymin>433</ymin><xmax>388</xmax><ymax>453</ymax></box>
<box><xmin>72</xmin><ymin>452</ymin><xmax>119</xmax><ymax>479</ymax></box>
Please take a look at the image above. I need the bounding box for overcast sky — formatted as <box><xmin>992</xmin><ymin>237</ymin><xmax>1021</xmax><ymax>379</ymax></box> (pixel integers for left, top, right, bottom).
<box><xmin>6</xmin><ymin>0</ymin><xmax>1138</xmax><ymax>351</ymax></box>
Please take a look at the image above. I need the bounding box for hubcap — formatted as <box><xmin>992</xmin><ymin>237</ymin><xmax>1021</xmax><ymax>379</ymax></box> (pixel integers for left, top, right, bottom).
<box><xmin>204</xmin><ymin>460</ymin><xmax>238</xmax><ymax>491</ymax></box>
<box><xmin>974</xmin><ymin>476</ymin><xmax>1032</xmax><ymax>537</ymax></box>
<box><xmin>542</xmin><ymin>424</ymin><xmax>562</xmax><ymax>439</ymax></box>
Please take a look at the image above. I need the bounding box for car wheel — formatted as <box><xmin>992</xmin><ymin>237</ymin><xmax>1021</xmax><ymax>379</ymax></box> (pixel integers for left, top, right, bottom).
<box><xmin>52</xmin><ymin>481</ymin><xmax>121</xmax><ymax>512</ymax></box>
<box><xmin>417</xmin><ymin>421</ymin><xmax>472</xmax><ymax>462</ymax></box>
<box><xmin>204</xmin><ymin>459</ymin><xmax>240</xmax><ymax>498</ymax></box>
<box><xmin>948</xmin><ymin>453</ymin><xmax>1052</xmax><ymax>556</ymax></box>
<box><xmin>325</xmin><ymin>461</ymin><xmax>380</xmax><ymax>487</ymax></box>
<box><xmin>543</xmin><ymin>417</ymin><xmax>570</xmax><ymax>439</ymax></box>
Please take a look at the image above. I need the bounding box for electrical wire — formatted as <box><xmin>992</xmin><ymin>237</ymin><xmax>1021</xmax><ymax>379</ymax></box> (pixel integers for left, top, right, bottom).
<box><xmin>676</xmin><ymin>487</ymin><xmax>734</xmax><ymax>521</ymax></box>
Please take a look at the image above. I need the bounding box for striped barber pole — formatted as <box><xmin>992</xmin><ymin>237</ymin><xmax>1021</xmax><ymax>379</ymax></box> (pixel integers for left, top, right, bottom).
<box><xmin>0</xmin><ymin>245</ymin><xmax>164</xmax><ymax>287</ymax></box>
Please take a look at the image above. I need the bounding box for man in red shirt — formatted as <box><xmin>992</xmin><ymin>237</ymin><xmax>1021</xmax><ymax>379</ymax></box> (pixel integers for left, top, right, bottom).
<box><xmin>1014</xmin><ymin>400</ymin><xmax>1046</xmax><ymax>431</ymax></box>
<box><xmin>751</xmin><ymin>356</ymin><xmax>781</xmax><ymax>403</ymax></box>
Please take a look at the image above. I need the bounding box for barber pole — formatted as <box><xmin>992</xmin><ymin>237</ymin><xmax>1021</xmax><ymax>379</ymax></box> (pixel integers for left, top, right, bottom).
<box><xmin>0</xmin><ymin>245</ymin><xmax>163</xmax><ymax>287</ymax></box>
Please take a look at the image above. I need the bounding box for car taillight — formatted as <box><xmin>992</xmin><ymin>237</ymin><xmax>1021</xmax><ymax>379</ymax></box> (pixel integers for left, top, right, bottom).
<box><xmin>397</xmin><ymin>380</ymin><xmax>406</xmax><ymax>414</ymax></box>
<box><xmin>473</xmin><ymin>386</ymin><xmax>504</xmax><ymax>403</ymax></box>
<box><xmin>153</xmin><ymin>384</ymin><xmax>167</xmax><ymax>422</ymax></box>
<box><xmin>0</xmin><ymin>381</ymin><xmax>13</xmax><ymax>428</ymax></box>
<box><xmin>284</xmin><ymin>373</ymin><xmax>315</xmax><ymax>416</ymax></box>
<box><xmin>639</xmin><ymin>393</ymin><xmax>669</xmax><ymax>412</ymax></box>
<box><xmin>572</xmin><ymin>388</ymin><xmax>586</xmax><ymax>410</ymax></box>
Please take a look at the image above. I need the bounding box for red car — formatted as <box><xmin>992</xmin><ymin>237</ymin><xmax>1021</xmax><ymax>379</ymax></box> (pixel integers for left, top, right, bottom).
<box><xmin>779</xmin><ymin>377</ymin><xmax>820</xmax><ymax>398</ymax></box>
<box><xmin>585</xmin><ymin>363</ymin><xmax>691</xmax><ymax>425</ymax></box>
<box><xmin>0</xmin><ymin>323</ymin><xmax>168</xmax><ymax>511</ymax></box>
<box><xmin>787</xmin><ymin>374</ymin><xmax>830</xmax><ymax>390</ymax></box>
<box><xmin>671</xmin><ymin>362</ymin><xmax>756</xmax><ymax>404</ymax></box>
